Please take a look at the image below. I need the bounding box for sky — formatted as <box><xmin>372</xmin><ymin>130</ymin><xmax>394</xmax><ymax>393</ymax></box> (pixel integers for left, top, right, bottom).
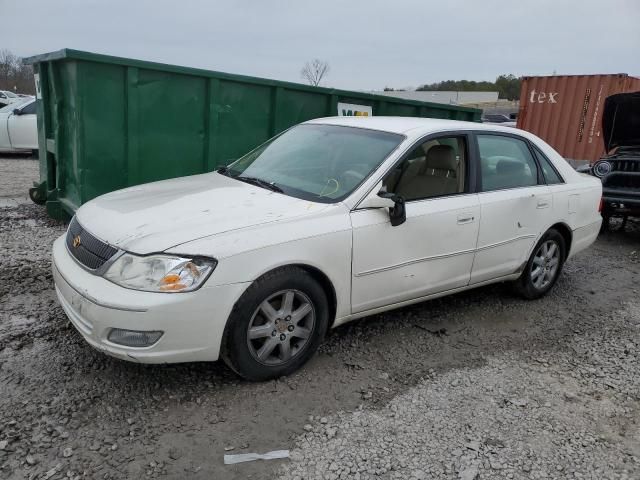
<box><xmin>2</xmin><ymin>0</ymin><xmax>639</xmax><ymax>91</ymax></box>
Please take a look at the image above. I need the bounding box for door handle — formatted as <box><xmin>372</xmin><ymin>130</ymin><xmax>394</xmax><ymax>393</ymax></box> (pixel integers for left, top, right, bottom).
<box><xmin>536</xmin><ymin>201</ymin><xmax>550</xmax><ymax>209</ymax></box>
<box><xmin>457</xmin><ymin>214</ymin><xmax>475</xmax><ymax>225</ymax></box>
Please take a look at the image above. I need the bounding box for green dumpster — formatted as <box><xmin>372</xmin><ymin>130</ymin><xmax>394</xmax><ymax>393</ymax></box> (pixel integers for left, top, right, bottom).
<box><xmin>24</xmin><ymin>49</ymin><xmax>481</xmax><ymax>220</ymax></box>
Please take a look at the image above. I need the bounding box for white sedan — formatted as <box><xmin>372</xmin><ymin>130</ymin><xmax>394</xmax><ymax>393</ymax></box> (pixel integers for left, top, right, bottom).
<box><xmin>0</xmin><ymin>89</ymin><xmax>21</xmax><ymax>107</ymax></box>
<box><xmin>0</xmin><ymin>98</ymin><xmax>38</xmax><ymax>153</ymax></box>
<box><xmin>52</xmin><ymin>117</ymin><xmax>602</xmax><ymax>380</ymax></box>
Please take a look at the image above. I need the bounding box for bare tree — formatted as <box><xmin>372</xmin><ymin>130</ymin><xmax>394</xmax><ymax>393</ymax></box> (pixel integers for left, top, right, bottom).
<box><xmin>300</xmin><ymin>59</ymin><xmax>330</xmax><ymax>87</ymax></box>
<box><xmin>0</xmin><ymin>49</ymin><xmax>35</xmax><ymax>94</ymax></box>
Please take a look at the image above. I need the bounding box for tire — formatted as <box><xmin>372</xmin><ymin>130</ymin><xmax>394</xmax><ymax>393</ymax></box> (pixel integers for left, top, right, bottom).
<box><xmin>221</xmin><ymin>267</ymin><xmax>329</xmax><ymax>381</ymax></box>
<box><xmin>514</xmin><ymin>229</ymin><xmax>566</xmax><ymax>300</ymax></box>
<box><xmin>29</xmin><ymin>187</ymin><xmax>46</xmax><ymax>205</ymax></box>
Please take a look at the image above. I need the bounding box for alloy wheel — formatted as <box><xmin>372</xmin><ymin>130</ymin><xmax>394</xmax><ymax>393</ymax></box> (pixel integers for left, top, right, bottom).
<box><xmin>246</xmin><ymin>289</ymin><xmax>316</xmax><ymax>366</ymax></box>
<box><xmin>530</xmin><ymin>240</ymin><xmax>560</xmax><ymax>290</ymax></box>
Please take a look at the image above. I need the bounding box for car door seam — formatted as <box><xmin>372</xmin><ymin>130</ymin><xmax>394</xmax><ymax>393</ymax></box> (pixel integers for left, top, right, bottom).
<box><xmin>354</xmin><ymin>233</ymin><xmax>537</xmax><ymax>278</ymax></box>
<box><xmin>354</xmin><ymin>248</ymin><xmax>476</xmax><ymax>277</ymax></box>
<box><xmin>475</xmin><ymin>234</ymin><xmax>537</xmax><ymax>252</ymax></box>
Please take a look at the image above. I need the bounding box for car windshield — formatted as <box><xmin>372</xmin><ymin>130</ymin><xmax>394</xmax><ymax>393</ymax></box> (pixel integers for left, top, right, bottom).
<box><xmin>222</xmin><ymin>124</ymin><xmax>403</xmax><ymax>203</ymax></box>
<box><xmin>4</xmin><ymin>91</ymin><xmax>17</xmax><ymax>98</ymax></box>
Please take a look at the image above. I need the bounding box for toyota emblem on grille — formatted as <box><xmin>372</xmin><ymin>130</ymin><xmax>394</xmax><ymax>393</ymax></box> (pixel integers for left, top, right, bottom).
<box><xmin>72</xmin><ymin>235</ymin><xmax>82</xmax><ymax>248</ymax></box>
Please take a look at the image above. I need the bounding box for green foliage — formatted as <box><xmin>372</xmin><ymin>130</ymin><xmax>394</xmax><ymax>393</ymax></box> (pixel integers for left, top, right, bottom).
<box><xmin>416</xmin><ymin>74</ymin><xmax>521</xmax><ymax>100</ymax></box>
<box><xmin>494</xmin><ymin>74</ymin><xmax>521</xmax><ymax>101</ymax></box>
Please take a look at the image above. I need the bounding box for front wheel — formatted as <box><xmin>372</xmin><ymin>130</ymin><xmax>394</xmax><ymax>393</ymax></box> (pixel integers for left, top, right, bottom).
<box><xmin>514</xmin><ymin>229</ymin><xmax>566</xmax><ymax>300</ymax></box>
<box><xmin>221</xmin><ymin>267</ymin><xmax>329</xmax><ymax>381</ymax></box>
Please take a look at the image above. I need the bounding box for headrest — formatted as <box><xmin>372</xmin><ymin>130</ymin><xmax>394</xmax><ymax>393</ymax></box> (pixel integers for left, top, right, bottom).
<box><xmin>426</xmin><ymin>145</ymin><xmax>457</xmax><ymax>171</ymax></box>
<box><xmin>495</xmin><ymin>159</ymin><xmax>524</xmax><ymax>175</ymax></box>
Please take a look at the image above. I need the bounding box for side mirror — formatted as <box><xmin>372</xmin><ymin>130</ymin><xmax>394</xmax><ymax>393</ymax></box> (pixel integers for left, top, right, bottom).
<box><xmin>379</xmin><ymin>191</ymin><xmax>406</xmax><ymax>226</ymax></box>
<box><xmin>359</xmin><ymin>191</ymin><xmax>395</xmax><ymax>209</ymax></box>
<box><xmin>359</xmin><ymin>185</ymin><xmax>406</xmax><ymax>227</ymax></box>
<box><xmin>12</xmin><ymin>108</ymin><xmax>21</xmax><ymax>116</ymax></box>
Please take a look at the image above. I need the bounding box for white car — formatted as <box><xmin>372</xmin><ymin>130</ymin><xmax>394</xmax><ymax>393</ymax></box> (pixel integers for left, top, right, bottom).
<box><xmin>52</xmin><ymin>117</ymin><xmax>602</xmax><ymax>380</ymax></box>
<box><xmin>0</xmin><ymin>90</ymin><xmax>21</xmax><ymax>107</ymax></box>
<box><xmin>0</xmin><ymin>98</ymin><xmax>38</xmax><ymax>153</ymax></box>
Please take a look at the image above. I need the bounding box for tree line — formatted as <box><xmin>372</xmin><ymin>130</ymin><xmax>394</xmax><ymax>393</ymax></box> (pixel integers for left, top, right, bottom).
<box><xmin>417</xmin><ymin>74</ymin><xmax>521</xmax><ymax>101</ymax></box>
<box><xmin>386</xmin><ymin>74</ymin><xmax>521</xmax><ymax>101</ymax></box>
<box><xmin>0</xmin><ymin>49</ymin><xmax>36</xmax><ymax>95</ymax></box>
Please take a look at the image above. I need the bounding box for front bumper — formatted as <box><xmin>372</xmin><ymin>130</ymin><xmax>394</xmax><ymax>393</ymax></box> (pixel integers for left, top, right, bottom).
<box><xmin>52</xmin><ymin>235</ymin><xmax>249</xmax><ymax>363</ymax></box>
<box><xmin>601</xmin><ymin>171</ymin><xmax>640</xmax><ymax>213</ymax></box>
<box><xmin>601</xmin><ymin>190</ymin><xmax>640</xmax><ymax>211</ymax></box>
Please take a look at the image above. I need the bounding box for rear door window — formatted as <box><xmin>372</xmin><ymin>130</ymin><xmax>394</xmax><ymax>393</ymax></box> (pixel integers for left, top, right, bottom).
<box><xmin>477</xmin><ymin>134</ymin><xmax>540</xmax><ymax>191</ymax></box>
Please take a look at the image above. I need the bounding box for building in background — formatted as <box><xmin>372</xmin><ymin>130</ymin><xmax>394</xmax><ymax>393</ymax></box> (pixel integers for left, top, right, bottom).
<box><xmin>517</xmin><ymin>74</ymin><xmax>640</xmax><ymax>164</ymax></box>
<box><xmin>372</xmin><ymin>90</ymin><xmax>499</xmax><ymax>105</ymax></box>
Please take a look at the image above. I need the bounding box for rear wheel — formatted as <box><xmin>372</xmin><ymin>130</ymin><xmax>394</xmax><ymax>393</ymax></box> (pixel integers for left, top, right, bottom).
<box><xmin>221</xmin><ymin>267</ymin><xmax>328</xmax><ymax>381</ymax></box>
<box><xmin>514</xmin><ymin>229</ymin><xmax>566</xmax><ymax>299</ymax></box>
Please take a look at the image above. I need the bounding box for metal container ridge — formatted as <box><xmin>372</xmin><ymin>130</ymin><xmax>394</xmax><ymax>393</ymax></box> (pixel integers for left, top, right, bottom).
<box><xmin>516</xmin><ymin>74</ymin><xmax>640</xmax><ymax>164</ymax></box>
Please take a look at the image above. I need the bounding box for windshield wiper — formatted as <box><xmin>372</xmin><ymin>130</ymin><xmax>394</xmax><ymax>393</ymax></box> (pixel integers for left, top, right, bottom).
<box><xmin>236</xmin><ymin>176</ymin><xmax>284</xmax><ymax>193</ymax></box>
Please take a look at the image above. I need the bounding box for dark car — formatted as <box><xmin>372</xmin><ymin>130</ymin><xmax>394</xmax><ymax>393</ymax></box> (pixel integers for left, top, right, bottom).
<box><xmin>583</xmin><ymin>91</ymin><xmax>640</xmax><ymax>230</ymax></box>
<box><xmin>482</xmin><ymin>113</ymin><xmax>513</xmax><ymax>123</ymax></box>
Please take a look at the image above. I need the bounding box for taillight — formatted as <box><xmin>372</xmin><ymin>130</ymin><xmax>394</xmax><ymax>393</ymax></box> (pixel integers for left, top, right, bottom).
<box><xmin>598</xmin><ymin>197</ymin><xmax>603</xmax><ymax>213</ymax></box>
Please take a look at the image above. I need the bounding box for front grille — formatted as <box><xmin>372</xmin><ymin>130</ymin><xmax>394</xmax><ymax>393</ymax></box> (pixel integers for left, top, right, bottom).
<box><xmin>66</xmin><ymin>216</ymin><xmax>118</xmax><ymax>270</ymax></box>
<box><xmin>610</xmin><ymin>159</ymin><xmax>640</xmax><ymax>173</ymax></box>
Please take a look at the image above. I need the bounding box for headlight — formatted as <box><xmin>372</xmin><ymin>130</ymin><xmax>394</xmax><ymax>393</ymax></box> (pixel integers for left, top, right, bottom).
<box><xmin>593</xmin><ymin>161</ymin><xmax>612</xmax><ymax>178</ymax></box>
<box><xmin>104</xmin><ymin>253</ymin><xmax>216</xmax><ymax>292</ymax></box>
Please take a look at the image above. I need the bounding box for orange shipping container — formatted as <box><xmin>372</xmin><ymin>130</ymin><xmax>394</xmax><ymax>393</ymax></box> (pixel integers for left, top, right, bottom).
<box><xmin>516</xmin><ymin>74</ymin><xmax>640</xmax><ymax>164</ymax></box>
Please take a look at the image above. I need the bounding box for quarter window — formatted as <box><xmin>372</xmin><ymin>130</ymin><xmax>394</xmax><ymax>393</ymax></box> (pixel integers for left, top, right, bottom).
<box><xmin>477</xmin><ymin>135</ymin><xmax>539</xmax><ymax>191</ymax></box>
<box><xmin>384</xmin><ymin>136</ymin><xmax>467</xmax><ymax>201</ymax></box>
<box><xmin>533</xmin><ymin>146</ymin><xmax>563</xmax><ymax>184</ymax></box>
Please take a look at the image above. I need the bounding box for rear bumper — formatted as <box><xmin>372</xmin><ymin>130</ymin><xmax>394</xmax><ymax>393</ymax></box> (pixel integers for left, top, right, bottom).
<box><xmin>569</xmin><ymin>219</ymin><xmax>601</xmax><ymax>259</ymax></box>
<box><xmin>52</xmin><ymin>235</ymin><xmax>249</xmax><ymax>363</ymax></box>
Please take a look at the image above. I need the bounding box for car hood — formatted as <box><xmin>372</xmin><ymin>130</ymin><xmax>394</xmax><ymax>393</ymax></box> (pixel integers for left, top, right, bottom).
<box><xmin>76</xmin><ymin>172</ymin><xmax>330</xmax><ymax>254</ymax></box>
<box><xmin>602</xmin><ymin>91</ymin><xmax>640</xmax><ymax>152</ymax></box>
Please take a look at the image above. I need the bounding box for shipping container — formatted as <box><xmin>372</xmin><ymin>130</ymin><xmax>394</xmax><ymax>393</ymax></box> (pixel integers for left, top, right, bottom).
<box><xmin>24</xmin><ymin>49</ymin><xmax>480</xmax><ymax>220</ymax></box>
<box><xmin>516</xmin><ymin>74</ymin><xmax>640</xmax><ymax>165</ymax></box>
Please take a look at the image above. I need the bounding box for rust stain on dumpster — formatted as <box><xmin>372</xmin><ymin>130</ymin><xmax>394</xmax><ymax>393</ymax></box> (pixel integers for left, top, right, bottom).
<box><xmin>517</xmin><ymin>74</ymin><xmax>640</xmax><ymax>164</ymax></box>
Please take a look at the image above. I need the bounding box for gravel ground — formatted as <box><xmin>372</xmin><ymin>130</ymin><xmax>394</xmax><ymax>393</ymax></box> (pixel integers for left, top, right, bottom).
<box><xmin>0</xmin><ymin>155</ymin><xmax>38</xmax><ymax>207</ymax></box>
<box><xmin>1</xmin><ymin>156</ymin><xmax>639</xmax><ymax>480</ymax></box>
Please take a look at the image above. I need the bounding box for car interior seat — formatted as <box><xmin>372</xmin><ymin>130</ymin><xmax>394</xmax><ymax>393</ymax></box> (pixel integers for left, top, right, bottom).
<box><xmin>395</xmin><ymin>144</ymin><xmax>460</xmax><ymax>200</ymax></box>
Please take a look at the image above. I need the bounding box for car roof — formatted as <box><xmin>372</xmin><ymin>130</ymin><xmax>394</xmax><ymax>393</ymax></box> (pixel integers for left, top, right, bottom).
<box><xmin>305</xmin><ymin>116</ymin><xmax>519</xmax><ymax>136</ymax></box>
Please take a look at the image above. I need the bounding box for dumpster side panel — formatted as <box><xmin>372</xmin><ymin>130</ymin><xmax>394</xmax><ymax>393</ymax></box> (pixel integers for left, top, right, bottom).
<box><xmin>384</xmin><ymin>102</ymin><xmax>420</xmax><ymax>117</ymax></box>
<box><xmin>213</xmin><ymin>79</ymin><xmax>273</xmax><ymax>167</ymax></box>
<box><xmin>279</xmin><ymin>89</ymin><xmax>330</xmax><ymax>130</ymax></box>
<box><xmin>78</xmin><ymin>61</ymin><xmax>128</xmax><ymax>203</ymax></box>
<box><xmin>133</xmin><ymin>69</ymin><xmax>207</xmax><ymax>184</ymax></box>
